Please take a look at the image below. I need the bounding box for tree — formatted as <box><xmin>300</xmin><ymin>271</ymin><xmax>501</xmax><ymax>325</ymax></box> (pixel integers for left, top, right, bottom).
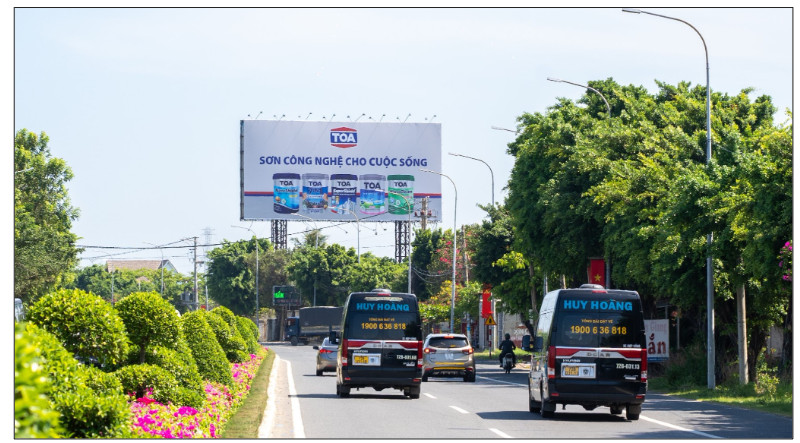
<box><xmin>206</xmin><ymin>238</ymin><xmax>287</xmax><ymax>317</ymax></box>
<box><xmin>507</xmin><ymin>77</ymin><xmax>792</xmax><ymax>384</ymax></box>
<box><xmin>114</xmin><ymin>291</ymin><xmax>182</xmax><ymax>364</ymax></box>
<box><xmin>14</xmin><ymin>129</ymin><xmax>80</xmax><ymax>302</ymax></box>
<box><xmin>289</xmin><ymin>242</ymin><xmax>358</xmax><ymax>306</ymax></box>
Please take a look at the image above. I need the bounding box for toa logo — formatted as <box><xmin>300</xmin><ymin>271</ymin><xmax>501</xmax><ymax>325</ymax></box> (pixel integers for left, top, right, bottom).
<box><xmin>330</xmin><ymin>127</ymin><xmax>357</xmax><ymax>148</ymax></box>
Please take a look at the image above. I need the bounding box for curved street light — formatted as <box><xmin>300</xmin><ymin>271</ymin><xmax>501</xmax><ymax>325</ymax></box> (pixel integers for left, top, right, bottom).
<box><xmin>448</xmin><ymin>152</ymin><xmax>494</xmax><ymax>207</ymax></box>
<box><xmin>547</xmin><ymin>77</ymin><xmax>611</xmax><ymax>117</ymax></box>
<box><xmin>420</xmin><ymin>168</ymin><xmax>458</xmax><ymax>333</ymax></box>
<box><xmin>622</xmin><ymin>7</ymin><xmax>715</xmax><ymax>390</ymax></box>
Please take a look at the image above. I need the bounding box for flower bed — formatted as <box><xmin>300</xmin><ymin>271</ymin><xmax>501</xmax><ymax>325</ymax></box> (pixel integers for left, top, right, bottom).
<box><xmin>129</xmin><ymin>350</ymin><xmax>266</xmax><ymax>438</ymax></box>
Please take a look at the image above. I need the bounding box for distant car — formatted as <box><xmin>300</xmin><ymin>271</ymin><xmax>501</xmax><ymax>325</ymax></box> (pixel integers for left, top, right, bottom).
<box><xmin>313</xmin><ymin>337</ymin><xmax>338</xmax><ymax>376</ymax></box>
<box><xmin>422</xmin><ymin>333</ymin><xmax>476</xmax><ymax>382</ymax></box>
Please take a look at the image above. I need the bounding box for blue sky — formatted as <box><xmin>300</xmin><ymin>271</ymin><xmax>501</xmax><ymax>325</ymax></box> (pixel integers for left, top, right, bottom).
<box><xmin>11</xmin><ymin>7</ymin><xmax>794</xmax><ymax>275</ymax></box>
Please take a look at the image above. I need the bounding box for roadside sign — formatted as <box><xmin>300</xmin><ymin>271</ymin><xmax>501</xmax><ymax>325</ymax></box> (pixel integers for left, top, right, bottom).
<box><xmin>485</xmin><ymin>314</ymin><xmax>496</xmax><ymax>326</ymax></box>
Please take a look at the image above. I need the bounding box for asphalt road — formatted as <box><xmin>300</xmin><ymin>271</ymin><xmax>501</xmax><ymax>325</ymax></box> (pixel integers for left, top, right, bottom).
<box><xmin>259</xmin><ymin>343</ymin><xmax>792</xmax><ymax>439</ymax></box>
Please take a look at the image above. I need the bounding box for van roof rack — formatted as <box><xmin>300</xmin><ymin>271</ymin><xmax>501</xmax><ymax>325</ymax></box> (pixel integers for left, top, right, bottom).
<box><xmin>579</xmin><ymin>284</ymin><xmax>605</xmax><ymax>289</ymax></box>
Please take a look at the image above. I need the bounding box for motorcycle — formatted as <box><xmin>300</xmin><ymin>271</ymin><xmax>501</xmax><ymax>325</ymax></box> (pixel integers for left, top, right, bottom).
<box><xmin>502</xmin><ymin>354</ymin><xmax>514</xmax><ymax>374</ymax></box>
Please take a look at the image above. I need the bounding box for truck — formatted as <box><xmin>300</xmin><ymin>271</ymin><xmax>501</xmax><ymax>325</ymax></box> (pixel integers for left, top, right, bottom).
<box><xmin>285</xmin><ymin>306</ymin><xmax>344</xmax><ymax>346</ymax></box>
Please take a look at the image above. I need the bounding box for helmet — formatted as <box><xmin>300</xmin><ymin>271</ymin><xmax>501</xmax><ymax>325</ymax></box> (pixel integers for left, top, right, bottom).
<box><xmin>504</xmin><ymin>333</ymin><xmax>510</xmax><ymax>340</ymax></box>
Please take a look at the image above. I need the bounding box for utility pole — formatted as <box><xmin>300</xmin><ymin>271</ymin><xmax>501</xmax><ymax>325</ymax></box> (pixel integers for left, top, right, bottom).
<box><xmin>193</xmin><ymin>237</ymin><xmax>199</xmax><ymax>310</ymax></box>
<box><xmin>419</xmin><ymin>197</ymin><xmax>429</xmax><ymax>230</ymax></box>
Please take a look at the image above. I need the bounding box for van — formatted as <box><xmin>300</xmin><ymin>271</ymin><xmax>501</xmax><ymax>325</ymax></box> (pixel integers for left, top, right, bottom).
<box><xmin>332</xmin><ymin>289</ymin><xmax>423</xmax><ymax>399</ymax></box>
<box><xmin>524</xmin><ymin>284</ymin><xmax>647</xmax><ymax>420</ymax></box>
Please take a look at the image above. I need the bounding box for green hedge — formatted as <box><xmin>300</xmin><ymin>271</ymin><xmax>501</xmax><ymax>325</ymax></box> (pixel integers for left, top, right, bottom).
<box><xmin>115</xmin><ymin>363</ymin><xmax>204</xmax><ymax>408</ymax></box>
<box><xmin>236</xmin><ymin>316</ymin><xmax>261</xmax><ymax>355</ymax></box>
<box><xmin>181</xmin><ymin>310</ymin><xmax>233</xmax><ymax>386</ymax></box>
<box><xmin>27</xmin><ymin>288</ymin><xmax>130</xmax><ymax>366</ymax></box>
<box><xmin>23</xmin><ymin>323</ymin><xmax>131</xmax><ymax>438</ymax></box>
<box><xmin>14</xmin><ymin>323</ymin><xmax>62</xmax><ymax>438</ymax></box>
<box><xmin>206</xmin><ymin>309</ymin><xmax>248</xmax><ymax>363</ymax></box>
<box><xmin>125</xmin><ymin>344</ymin><xmax>205</xmax><ymax>408</ymax></box>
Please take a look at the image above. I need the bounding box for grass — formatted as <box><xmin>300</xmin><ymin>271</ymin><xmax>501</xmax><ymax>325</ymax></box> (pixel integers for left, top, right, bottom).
<box><xmin>648</xmin><ymin>376</ymin><xmax>793</xmax><ymax>417</ymax></box>
<box><xmin>219</xmin><ymin>350</ymin><xmax>275</xmax><ymax>438</ymax></box>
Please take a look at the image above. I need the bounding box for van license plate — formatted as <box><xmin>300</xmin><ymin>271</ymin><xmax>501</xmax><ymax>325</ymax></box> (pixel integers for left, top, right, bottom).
<box><xmin>562</xmin><ymin>364</ymin><xmax>595</xmax><ymax>378</ymax></box>
<box><xmin>353</xmin><ymin>354</ymin><xmax>381</xmax><ymax>366</ymax></box>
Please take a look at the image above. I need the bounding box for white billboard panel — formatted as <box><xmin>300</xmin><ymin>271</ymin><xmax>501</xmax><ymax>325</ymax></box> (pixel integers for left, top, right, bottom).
<box><xmin>240</xmin><ymin>120</ymin><xmax>442</xmax><ymax>222</ymax></box>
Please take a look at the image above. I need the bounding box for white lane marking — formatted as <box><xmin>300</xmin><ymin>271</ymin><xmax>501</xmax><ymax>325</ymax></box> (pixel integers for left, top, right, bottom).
<box><xmin>640</xmin><ymin>415</ymin><xmax>721</xmax><ymax>438</ymax></box>
<box><xmin>424</xmin><ymin>393</ymin><xmax>437</xmax><ymax>399</ymax></box>
<box><xmin>489</xmin><ymin>428</ymin><xmax>513</xmax><ymax>438</ymax></box>
<box><xmin>286</xmin><ymin>361</ymin><xmax>305</xmax><ymax>438</ymax></box>
<box><xmin>449</xmin><ymin>405</ymin><xmax>470</xmax><ymax>414</ymax></box>
<box><xmin>476</xmin><ymin>374</ymin><xmax>527</xmax><ymax>387</ymax></box>
<box><xmin>257</xmin><ymin>355</ymin><xmax>280</xmax><ymax>437</ymax></box>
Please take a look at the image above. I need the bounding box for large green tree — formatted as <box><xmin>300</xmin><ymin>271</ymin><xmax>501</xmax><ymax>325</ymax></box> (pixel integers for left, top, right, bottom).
<box><xmin>206</xmin><ymin>237</ymin><xmax>289</xmax><ymax>316</ymax></box>
<box><xmin>14</xmin><ymin>129</ymin><xmax>80</xmax><ymax>302</ymax></box>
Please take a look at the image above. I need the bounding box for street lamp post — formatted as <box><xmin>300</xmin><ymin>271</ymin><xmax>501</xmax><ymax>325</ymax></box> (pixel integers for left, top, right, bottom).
<box><xmin>622</xmin><ymin>8</ymin><xmax>715</xmax><ymax>389</ymax></box>
<box><xmin>447</xmin><ymin>152</ymin><xmax>494</xmax><ymax>207</ymax></box>
<box><xmin>387</xmin><ymin>190</ymin><xmax>414</xmax><ymax>294</ymax></box>
<box><xmin>421</xmin><ymin>168</ymin><xmax>458</xmax><ymax>333</ymax></box>
<box><xmin>292</xmin><ymin>214</ymin><xmax>320</xmax><ymax>306</ymax></box>
<box><xmin>546</xmin><ymin>77</ymin><xmax>611</xmax><ymax>116</ymax></box>
<box><xmin>232</xmin><ymin>225</ymin><xmax>260</xmax><ymax>336</ymax></box>
<box><xmin>447</xmin><ymin>152</ymin><xmax>494</xmax><ymax>350</ymax></box>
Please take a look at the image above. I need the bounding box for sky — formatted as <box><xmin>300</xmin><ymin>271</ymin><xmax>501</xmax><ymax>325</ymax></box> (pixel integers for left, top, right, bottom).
<box><xmin>9</xmin><ymin>6</ymin><xmax>795</xmax><ymax>276</ymax></box>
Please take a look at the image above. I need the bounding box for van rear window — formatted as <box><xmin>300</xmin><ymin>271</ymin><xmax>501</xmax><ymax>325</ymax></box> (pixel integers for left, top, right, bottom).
<box><xmin>555</xmin><ymin>295</ymin><xmax>643</xmax><ymax>348</ymax></box>
<box><xmin>348</xmin><ymin>312</ymin><xmax>420</xmax><ymax>340</ymax></box>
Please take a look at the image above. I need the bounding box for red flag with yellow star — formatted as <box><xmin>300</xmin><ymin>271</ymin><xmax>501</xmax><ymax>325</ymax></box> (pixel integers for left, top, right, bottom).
<box><xmin>587</xmin><ymin>258</ymin><xmax>606</xmax><ymax>287</ymax></box>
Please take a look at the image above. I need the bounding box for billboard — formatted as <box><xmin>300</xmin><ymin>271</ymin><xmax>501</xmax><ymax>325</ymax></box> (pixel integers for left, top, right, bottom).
<box><xmin>240</xmin><ymin>120</ymin><xmax>442</xmax><ymax>222</ymax></box>
<box><xmin>644</xmin><ymin>319</ymin><xmax>669</xmax><ymax>362</ymax></box>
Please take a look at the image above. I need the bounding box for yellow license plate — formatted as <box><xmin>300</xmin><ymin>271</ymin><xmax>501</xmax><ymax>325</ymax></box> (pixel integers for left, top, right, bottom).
<box><xmin>563</xmin><ymin>365</ymin><xmax>580</xmax><ymax>376</ymax></box>
<box><xmin>354</xmin><ymin>355</ymin><xmax>369</xmax><ymax>364</ymax></box>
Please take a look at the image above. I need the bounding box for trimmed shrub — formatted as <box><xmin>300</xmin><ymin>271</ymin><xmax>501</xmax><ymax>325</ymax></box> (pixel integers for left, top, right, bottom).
<box><xmin>181</xmin><ymin>310</ymin><xmax>233</xmax><ymax>386</ymax></box>
<box><xmin>126</xmin><ymin>344</ymin><xmax>205</xmax><ymax>408</ymax></box>
<box><xmin>115</xmin><ymin>291</ymin><xmax>182</xmax><ymax>363</ymax></box>
<box><xmin>24</xmin><ymin>323</ymin><xmax>131</xmax><ymax>438</ymax></box>
<box><xmin>115</xmin><ymin>364</ymin><xmax>180</xmax><ymax>402</ymax></box>
<box><xmin>207</xmin><ymin>310</ymin><xmax>248</xmax><ymax>363</ymax></box>
<box><xmin>27</xmin><ymin>288</ymin><xmax>130</xmax><ymax>366</ymax></box>
<box><xmin>14</xmin><ymin>323</ymin><xmax>62</xmax><ymax>438</ymax></box>
<box><xmin>236</xmin><ymin>316</ymin><xmax>261</xmax><ymax>354</ymax></box>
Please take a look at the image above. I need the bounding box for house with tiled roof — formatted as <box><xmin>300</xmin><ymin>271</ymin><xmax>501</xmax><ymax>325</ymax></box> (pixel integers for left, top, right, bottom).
<box><xmin>106</xmin><ymin>259</ymin><xmax>177</xmax><ymax>273</ymax></box>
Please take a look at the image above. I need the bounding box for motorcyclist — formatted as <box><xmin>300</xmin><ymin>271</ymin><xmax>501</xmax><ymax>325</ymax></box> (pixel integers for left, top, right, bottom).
<box><xmin>498</xmin><ymin>333</ymin><xmax>517</xmax><ymax>367</ymax></box>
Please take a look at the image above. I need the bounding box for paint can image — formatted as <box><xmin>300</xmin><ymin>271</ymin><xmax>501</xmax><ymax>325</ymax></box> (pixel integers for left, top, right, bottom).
<box><xmin>387</xmin><ymin>174</ymin><xmax>415</xmax><ymax>215</ymax></box>
<box><xmin>272</xmin><ymin>173</ymin><xmax>300</xmax><ymax>214</ymax></box>
<box><xmin>329</xmin><ymin>173</ymin><xmax>358</xmax><ymax>214</ymax></box>
<box><xmin>301</xmin><ymin>173</ymin><xmax>328</xmax><ymax>213</ymax></box>
<box><xmin>358</xmin><ymin>174</ymin><xmax>387</xmax><ymax>215</ymax></box>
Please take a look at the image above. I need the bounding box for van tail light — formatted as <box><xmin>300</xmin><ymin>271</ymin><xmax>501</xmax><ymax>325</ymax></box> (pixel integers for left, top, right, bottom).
<box><xmin>640</xmin><ymin>348</ymin><xmax>648</xmax><ymax>382</ymax></box>
<box><xmin>417</xmin><ymin>342</ymin><xmax>424</xmax><ymax>369</ymax></box>
<box><xmin>547</xmin><ymin>346</ymin><xmax>556</xmax><ymax>379</ymax></box>
<box><xmin>341</xmin><ymin>339</ymin><xmax>349</xmax><ymax>366</ymax></box>
<box><xmin>462</xmin><ymin>347</ymin><xmax>474</xmax><ymax>355</ymax></box>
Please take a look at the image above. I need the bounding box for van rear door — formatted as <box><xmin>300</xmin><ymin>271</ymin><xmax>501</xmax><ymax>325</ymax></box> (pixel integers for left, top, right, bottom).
<box><xmin>553</xmin><ymin>292</ymin><xmax>646</xmax><ymax>395</ymax></box>
<box><xmin>344</xmin><ymin>308</ymin><xmax>421</xmax><ymax>380</ymax></box>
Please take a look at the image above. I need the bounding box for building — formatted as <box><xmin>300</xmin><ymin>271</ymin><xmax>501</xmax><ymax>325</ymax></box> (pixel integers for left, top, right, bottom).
<box><xmin>106</xmin><ymin>259</ymin><xmax>177</xmax><ymax>273</ymax></box>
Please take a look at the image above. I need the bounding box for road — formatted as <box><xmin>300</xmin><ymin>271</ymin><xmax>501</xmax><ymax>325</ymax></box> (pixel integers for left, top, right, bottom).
<box><xmin>259</xmin><ymin>343</ymin><xmax>792</xmax><ymax>439</ymax></box>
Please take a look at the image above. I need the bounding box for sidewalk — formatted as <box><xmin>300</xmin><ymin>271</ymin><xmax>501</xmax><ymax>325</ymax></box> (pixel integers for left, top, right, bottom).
<box><xmin>257</xmin><ymin>354</ymin><xmax>298</xmax><ymax>438</ymax></box>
